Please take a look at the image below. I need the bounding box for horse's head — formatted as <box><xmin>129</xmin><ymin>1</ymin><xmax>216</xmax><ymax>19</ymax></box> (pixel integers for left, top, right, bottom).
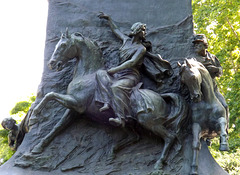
<box><xmin>179</xmin><ymin>59</ymin><xmax>203</xmax><ymax>103</ymax></box>
<box><xmin>48</xmin><ymin>29</ymin><xmax>84</xmax><ymax>71</ymax></box>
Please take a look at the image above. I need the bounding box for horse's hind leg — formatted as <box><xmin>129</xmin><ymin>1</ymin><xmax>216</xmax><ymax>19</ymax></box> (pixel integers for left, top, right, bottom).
<box><xmin>110</xmin><ymin>128</ymin><xmax>140</xmax><ymax>159</ymax></box>
<box><xmin>137</xmin><ymin>113</ymin><xmax>175</xmax><ymax>170</ymax></box>
<box><xmin>32</xmin><ymin>109</ymin><xmax>73</xmax><ymax>154</ymax></box>
<box><xmin>153</xmin><ymin>125</ymin><xmax>175</xmax><ymax>170</ymax></box>
<box><xmin>218</xmin><ymin>117</ymin><xmax>229</xmax><ymax>151</ymax></box>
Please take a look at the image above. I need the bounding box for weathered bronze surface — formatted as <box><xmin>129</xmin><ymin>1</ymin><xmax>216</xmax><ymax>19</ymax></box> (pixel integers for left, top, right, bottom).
<box><xmin>0</xmin><ymin>0</ymin><xmax>230</xmax><ymax>175</ymax></box>
<box><xmin>179</xmin><ymin>59</ymin><xmax>229</xmax><ymax>174</ymax></box>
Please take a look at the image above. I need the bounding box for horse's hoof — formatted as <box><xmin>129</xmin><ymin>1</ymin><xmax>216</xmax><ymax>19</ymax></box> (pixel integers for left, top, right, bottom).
<box><xmin>190</xmin><ymin>169</ymin><xmax>198</xmax><ymax>175</ymax></box>
<box><xmin>190</xmin><ymin>172</ymin><xmax>198</xmax><ymax>175</ymax></box>
<box><xmin>149</xmin><ymin>169</ymin><xmax>163</xmax><ymax>175</ymax></box>
<box><xmin>107</xmin><ymin>153</ymin><xmax>116</xmax><ymax>161</ymax></box>
<box><xmin>190</xmin><ymin>165</ymin><xmax>198</xmax><ymax>175</ymax></box>
<box><xmin>107</xmin><ymin>148</ymin><xmax>116</xmax><ymax>161</ymax></box>
<box><xmin>154</xmin><ymin>160</ymin><xmax>164</xmax><ymax>170</ymax></box>
<box><xmin>219</xmin><ymin>143</ymin><xmax>229</xmax><ymax>151</ymax></box>
<box><xmin>31</xmin><ymin>144</ymin><xmax>43</xmax><ymax>154</ymax></box>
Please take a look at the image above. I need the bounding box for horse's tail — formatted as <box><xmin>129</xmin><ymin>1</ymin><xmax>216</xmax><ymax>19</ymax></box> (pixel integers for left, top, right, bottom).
<box><xmin>161</xmin><ymin>93</ymin><xmax>190</xmax><ymax>135</ymax></box>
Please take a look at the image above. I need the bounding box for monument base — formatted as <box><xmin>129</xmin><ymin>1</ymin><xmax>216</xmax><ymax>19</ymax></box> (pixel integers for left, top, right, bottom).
<box><xmin>0</xmin><ymin>118</ymin><xmax>228</xmax><ymax>175</ymax></box>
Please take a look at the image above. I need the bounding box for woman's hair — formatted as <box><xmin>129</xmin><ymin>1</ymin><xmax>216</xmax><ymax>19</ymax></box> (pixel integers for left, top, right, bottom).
<box><xmin>129</xmin><ymin>22</ymin><xmax>146</xmax><ymax>36</ymax></box>
<box><xmin>142</xmin><ymin>40</ymin><xmax>152</xmax><ymax>52</ymax></box>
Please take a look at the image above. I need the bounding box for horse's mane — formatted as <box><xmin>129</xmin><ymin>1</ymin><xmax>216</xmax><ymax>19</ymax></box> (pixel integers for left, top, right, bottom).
<box><xmin>71</xmin><ymin>32</ymin><xmax>99</xmax><ymax>48</ymax></box>
<box><xmin>71</xmin><ymin>32</ymin><xmax>102</xmax><ymax>57</ymax></box>
<box><xmin>188</xmin><ymin>59</ymin><xmax>210</xmax><ymax>76</ymax></box>
<box><xmin>186</xmin><ymin>58</ymin><xmax>214</xmax><ymax>89</ymax></box>
<box><xmin>186</xmin><ymin>58</ymin><xmax>204</xmax><ymax>68</ymax></box>
<box><xmin>179</xmin><ymin>58</ymin><xmax>202</xmax><ymax>74</ymax></box>
<box><xmin>180</xmin><ymin>58</ymin><xmax>212</xmax><ymax>84</ymax></box>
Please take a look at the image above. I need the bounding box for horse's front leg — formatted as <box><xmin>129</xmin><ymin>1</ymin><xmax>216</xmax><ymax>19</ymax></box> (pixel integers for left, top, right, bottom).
<box><xmin>32</xmin><ymin>109</ymin><xmax>73</xmax><ymax>154</ymax></box>
<box><xmin>218</xmin><ymin>117</ymin><xmax>229</xmax><ymax>151</ymax></box>
<box><xmin>30</xmin><ymin>92</ymin><xmax>57</xmax><ymax>126</ymax></box>
<box><xmin>33</xmin><ymin>92</ymin><xmax>78</xmax><ymax>115</ymax></box>
<box><xmin>30</xmin><ymin>93</ymin><xmax>80</xmax><ymax>153</ymax></box>
<box><xmin>29</xmin><ymin>92</ymin><xmax>78</xmax><ymax>127</ymax></box>
<box><xmin>33</xmin><ymin>92</ymin><xmax>56</xmax><ymax>115</ymax></box>
<box><xmin>191</xmin><ymin>122</ymin><xmax>202</xmax><ymax>175</ymax></box>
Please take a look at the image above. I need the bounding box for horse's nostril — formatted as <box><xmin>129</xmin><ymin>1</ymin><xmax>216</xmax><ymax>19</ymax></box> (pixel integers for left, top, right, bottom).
<box><xmin>56</xmin><ymin>61</ymin><xmax>63</xmax><ymax>71</ymax></box>
<box><xmin>57</xmin><ymin>61</ymin><xmax>62</xmax><ymax>67</ymax></box>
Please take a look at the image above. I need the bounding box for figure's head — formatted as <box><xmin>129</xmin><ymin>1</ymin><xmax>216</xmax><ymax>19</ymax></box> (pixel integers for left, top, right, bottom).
<box><xmin>1</xmin><ymin>117</ymin><xmax>16</xmax><ymax>130</ymax></box>
<box><xmin>129</xmin><ymin>22</ymin><xmax>147</xmax><ymax>40</ymax></box>
<box><xmin>179</xmin><ymin>59</ymin><xmax>203</xmax><ymax>103</ymax></box>
<box><xmin>48</xmin><ymin>28</ymin><xmax>82</xmax><ymax>71</ymax></box>
<box><xmin>193</xmin><ymin>34</ymin><xmax>208</xmax><ymax>55</ymax></box>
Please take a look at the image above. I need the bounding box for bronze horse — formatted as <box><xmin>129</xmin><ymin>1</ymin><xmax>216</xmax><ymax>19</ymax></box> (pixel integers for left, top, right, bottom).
<box><xmin>179</xmin><ymin>59</ymin><xmax>229</xmax><ymax>175</ymax></box>
<box><xmin>31</xmin><ymin>30</ymin><xmax>188</xmax><ymax>170</ymax></box>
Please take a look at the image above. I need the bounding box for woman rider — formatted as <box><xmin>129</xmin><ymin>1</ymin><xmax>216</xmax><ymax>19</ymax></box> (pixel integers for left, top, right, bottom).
<box><xmin>97</xmin><ymin>12</ymin><xmax>172</xmax><ymax>127</ymax></box>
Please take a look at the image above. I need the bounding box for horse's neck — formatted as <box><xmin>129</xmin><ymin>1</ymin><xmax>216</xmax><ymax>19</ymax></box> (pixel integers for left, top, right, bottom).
<box><xmin>74</xmin><ymin>42</ymin><xmax>104</xmax><ymax>76</ymax></box>
<box><xmin>200</xmin><ymin>68</ymin><xmax>216</xmax><ymax>103</ymax></box>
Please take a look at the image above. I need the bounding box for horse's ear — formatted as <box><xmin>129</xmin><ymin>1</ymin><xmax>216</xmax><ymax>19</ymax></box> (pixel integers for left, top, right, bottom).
<box><xmin>186</xmin><ymin>59</ymin><xmax>192</xmax><ymax>68</ymax></box>
<box><xmin>94</xmin><ymin>41</ymin><xmax>99</xmax><ymax>47</ymax></box>
<box><xmin>61</xmin><ymin>33</ymin><xmax>65</xmax><ymax>39</ymax></box>
<box><xmin>177</xmin><ymin>61</ymin><xmax>182</xmax><ymax>67</ymax></box>
<box><xmin>66</xmin><ymin>28</ymin><xmax>70</xmax><ymax>38</ymax></box>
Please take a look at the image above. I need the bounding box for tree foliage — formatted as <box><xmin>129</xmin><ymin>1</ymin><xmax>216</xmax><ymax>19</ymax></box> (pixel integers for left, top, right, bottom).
<box><xmin>0</xmin><ymin>95</ymin><xmax>36</xmax><ymax>165</ymax></box>
<box><xmin>0</xmin><ymin>127</ymin><xmax>14</xmax><ymax>165</ymax></box>
<box><xmin>192</xmin><ymin>0</ymin><xmax>240</xmax><ymax>174</ymax></box>
<box><xmin>192</xmin><ymin>0</ymin><xmax>240</xmax><ymax>140</ymax></box>
<box><xmin>10</xmin><ymin>96</ymin><xmax>36</xmax><ymax>115</ymax></box>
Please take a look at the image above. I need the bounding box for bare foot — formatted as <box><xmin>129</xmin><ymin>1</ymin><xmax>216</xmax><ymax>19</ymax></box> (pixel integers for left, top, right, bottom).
<box><xmin>99</xmin><ymin>103</ymin><xmax>110</xmax><ymax>112</ymax></box>
<box><xmin>109</xmin><ymin>118</ymin><xmax>125</xmax><ymax>127</ymax></box>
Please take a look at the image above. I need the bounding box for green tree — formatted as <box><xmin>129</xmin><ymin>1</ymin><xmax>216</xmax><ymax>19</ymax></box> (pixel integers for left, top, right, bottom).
<box><xmin>0</xmin><ymin>95</ymin><xmax>36</xmax><ymax>165</ymax></box>
<box><xmin>192</xmin><ymin>0</ymin><xmax>240</xmax><ymax>133</ymax></box>
<box><xmin>10</xmin><ymin>96</ymin><xmax>36</xmax><ymax>115</ymax></box>
<box><xmin>0</xmin><ymin>128</ymin><xmax>14</xmax><ymax>165</ymax></box>
<box><xmin>192</xmin><ymin>0</ymin><xmax>240</xmax><ymax>174</ymax></box>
